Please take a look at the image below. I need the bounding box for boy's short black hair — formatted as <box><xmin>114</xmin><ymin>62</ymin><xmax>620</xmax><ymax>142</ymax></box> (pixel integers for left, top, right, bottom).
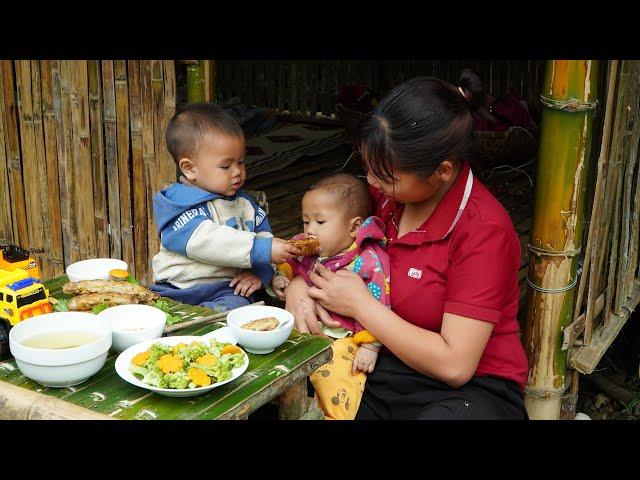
<box><xmin>166</xmin><ymin>102</ymin><xmax>244</xmax><ymax>164</ymax></box>
<box><xmin>308</xmin><ymin>173</ymin><xmax>373</xmax><ymax>219</ymax></box>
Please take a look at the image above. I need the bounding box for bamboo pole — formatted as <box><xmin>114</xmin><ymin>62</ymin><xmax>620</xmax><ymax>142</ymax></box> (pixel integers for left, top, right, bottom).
<box><xmin>0</xmin><ymin>380</ymin><xmax>114</xmax><ymax>420</ymax></box>
<box><xmin>101</xmin><ymin>60</ymin><xmax>122</xmax><ymax>259</ymax></box>
<box><xmin>614</xmin><ymin>61</ymin><xmax>640</xmax><ymax>313</ymax></box>
<box><xmin>29</xmin><ymin>61</ymin><xmax>54</xmax><ymax>279</ymax></box>
<box><xmin>58</xmin><ymin>61</ymin><xmax>80</xmax><ymax>264</ymax></box>
<box><xmin>187</xmin><ymin>60</ymin><xmax>205</xmax><ymax>104</ymax></box>
<box><xmin>1</xmin><ymin>61</ymin><xmax>28</xmax><ymax>247</ymax></box>
<box><xmin>0</xmin><ymin>61</ymin><xmax>13</xmax><ymax>245</ymax></box>
<box><xmin>114</xmin><ymin>60</ymin><xmax>134</xmax><ymax>268</ymax></box>
<box><xmin>70</xmin><ymin>61</ymin><xmax>97</xmax><ymax>262</ymax></box>
<box><xmin>141</xmin><ymin>60</ymin><xmax>157</xmax><ymax>286</ymax></box>
<box><xmin>127</xmin><ymin>60</ymin><xmax>148</xmax><ymax>283</ymax></box>
<box><xmin>204</xmin><ymin>60</ymin><xmax>216</xmax><ymax>102</ymax></box>
<box><xmin>161</xmin><ymin>62</ymin><xmax>177</xmax><ymax>204</ymax></box>
<box><xmin>627</xmin><ymin>146</ymin><xmax>640</xmax><ymax>293</ymax></box>
<box><xmin>573</xmin><ymin>61</ymin><xmax>618</xmax><ymax>323</ymax></box>
<box><xmin>151</xmin><ymin>60</ymin><xmax>168</xmax><ymax>285</ymax></box>
<box><xmin>523</xmin><ymin>60</ymin><xmax>598</xmax><ymax>420</ymax></box>
<box><xmin>88</xmin><ymin>60</ymin><xmax>109</xmax><ymax>259</ymax></box>
<box><xmin>14</xmin><ymin>61</ymin><xmax>46</xmax><ymax>270</ymax></box>
<box><xmin>40</xmin><ymin>60</ymin><xmax>64</xmax><ymax>276</ymax></box>
<box><xmin>602</xmin><ymin>61</ymin><xmax>632</xmax><ymax>326</ymax></box>
<box><xmin>584</xmin><ymin>61</ymin><xmax>627</xmax><ymax>344</ymax></box>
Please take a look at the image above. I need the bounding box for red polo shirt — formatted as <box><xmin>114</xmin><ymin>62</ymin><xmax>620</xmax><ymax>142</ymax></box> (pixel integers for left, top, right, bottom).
<box><xmin>372</xmin><ymin>162</ymin><xmax>529</xmax><ymax>390</ymax></box>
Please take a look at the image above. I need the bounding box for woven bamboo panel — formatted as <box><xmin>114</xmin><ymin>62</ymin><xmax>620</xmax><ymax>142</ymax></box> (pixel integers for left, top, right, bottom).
<box><xmin>0</xmin><ymin>61</ymin><xmax>177</xmax><ymax>285</ymax></box>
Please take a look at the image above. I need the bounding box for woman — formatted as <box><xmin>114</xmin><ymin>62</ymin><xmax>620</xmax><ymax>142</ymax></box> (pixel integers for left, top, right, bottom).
<box><xmin>285</xmin><ymin>76</ymin><xmax>530</xmax><ymax>420</ymax></box>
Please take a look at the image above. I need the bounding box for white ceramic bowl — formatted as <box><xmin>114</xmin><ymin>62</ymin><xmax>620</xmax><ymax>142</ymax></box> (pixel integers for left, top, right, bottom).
<box><xmin>66</xmin><ymin>258</ymin><xmax>128</xmax><ymax>283</ymax></box>
<box><xmin>9</xmin><ymin>312</ymin><xmax>112</xmax><ymax>387</ymax></box>
<box><xmin>98</xmin><ymin>304</ymin><xmax>167</xmax><ymax>352</ymax></box>
<box><xmin>226</xmin><ymin>305</ymin><xmax>294</xmax><ymax>354</ymax></box>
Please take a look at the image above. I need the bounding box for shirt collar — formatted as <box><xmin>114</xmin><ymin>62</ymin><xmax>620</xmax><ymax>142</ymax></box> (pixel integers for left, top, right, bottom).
<box><xmin>393</xmin><ymin>161</ymin><xmax>473</xmax><ymax>244</ymax></box>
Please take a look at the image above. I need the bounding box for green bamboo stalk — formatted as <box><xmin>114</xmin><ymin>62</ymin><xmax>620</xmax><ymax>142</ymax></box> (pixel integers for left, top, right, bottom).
<box><xmin>0</xmin><ymin>61</ymin><xmax>12</xmax><ymax>245</ymax></box>
<box><xmin>187</xmin><ymin>60</ymin><xmax>206</xmax><ymax>104</ymax></box>
<box><xmin>523</xmin><ymin>60</ymin><xmax>598</xmax><ymax>420</ymax></box>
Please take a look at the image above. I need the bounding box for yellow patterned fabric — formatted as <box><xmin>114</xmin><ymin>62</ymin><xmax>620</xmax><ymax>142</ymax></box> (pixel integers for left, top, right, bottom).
<box><xmin>310</xmin><ymin>337</ymin><xmax>366</xmax><ymax>420</ymax></box>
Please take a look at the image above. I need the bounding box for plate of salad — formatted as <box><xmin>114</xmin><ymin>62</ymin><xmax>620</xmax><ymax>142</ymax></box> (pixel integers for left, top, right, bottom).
<box><xmin>114</xmin><ymin>328</ymin><xmax>249</xmax><ymax>397</ymax></box>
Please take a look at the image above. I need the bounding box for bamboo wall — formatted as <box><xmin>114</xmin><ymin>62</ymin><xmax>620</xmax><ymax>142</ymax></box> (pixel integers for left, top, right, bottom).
<box><xmin>0</xmin><ymin>60</ymin><xmax>176</xmax><ymax>285</ymax></box>
<box><xmin>215</xmin><ymin>60</ymin><xmax>546</xmax><ymax>116</ymax></box>
<box><xmin>566</xmin><ymin>60</ymin><xmax>640</xmax><ymax>374</ymax></box>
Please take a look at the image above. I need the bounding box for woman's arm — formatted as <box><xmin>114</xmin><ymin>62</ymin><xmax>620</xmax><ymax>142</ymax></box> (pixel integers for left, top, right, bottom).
<box><xmin>308</xmin><ymin>266</ymin><xmax>493</xmax><ymax>387</ymax></box>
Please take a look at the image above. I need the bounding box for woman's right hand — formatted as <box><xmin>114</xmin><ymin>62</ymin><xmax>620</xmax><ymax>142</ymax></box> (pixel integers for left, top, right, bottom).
<box><xmin>284</xmin><ymin>276</ymin><xmax>341</xmax><ymax>335</ymax></box>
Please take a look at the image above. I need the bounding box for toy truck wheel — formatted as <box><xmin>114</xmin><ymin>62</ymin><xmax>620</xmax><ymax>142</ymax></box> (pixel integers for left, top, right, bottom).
<box><xmin>0</xmin><ymin>320</ymin><xmax>9</xmax><ymax>361</ymax></box>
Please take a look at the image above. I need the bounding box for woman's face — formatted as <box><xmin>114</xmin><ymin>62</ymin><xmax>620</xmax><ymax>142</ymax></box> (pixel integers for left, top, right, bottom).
<box><xmin>366</xmin><ymin>165</ymin><xmax>444</xmax><ymax>204</ymax></box>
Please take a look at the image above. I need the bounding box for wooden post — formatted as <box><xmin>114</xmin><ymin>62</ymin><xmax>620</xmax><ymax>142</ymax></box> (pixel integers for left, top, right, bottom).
<box><xmin>278</xmin><ymin>378</ymin><xmax>309</xmax><ymax>420</ymax></box>
<box><xmin>523</xmin><ymin>61</ymin><xmax>599</xmax><ymax>420</ymax></box>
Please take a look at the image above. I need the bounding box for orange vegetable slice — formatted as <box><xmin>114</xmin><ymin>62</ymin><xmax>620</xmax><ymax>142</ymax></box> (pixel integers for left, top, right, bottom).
<box><xmin>221</xmin><ymin>344</ymin><xmax>242</xmax><ymax>355</ymax></box>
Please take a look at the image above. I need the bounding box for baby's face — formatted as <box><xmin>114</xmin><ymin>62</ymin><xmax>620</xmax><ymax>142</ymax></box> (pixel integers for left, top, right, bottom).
<box><xmin>185</xmin><ymin>133</ymin><xmax>246</xmax><ymax>196</ymax></box>
<box><xmin>301</xmin><ymin>190</ymin><xmax>355</xmax><ymax>258</ymax></box>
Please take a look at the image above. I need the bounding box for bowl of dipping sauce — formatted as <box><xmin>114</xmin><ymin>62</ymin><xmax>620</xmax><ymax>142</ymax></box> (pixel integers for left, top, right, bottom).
<box><xmin>9</xmin><ymin>312</ymin><xmax>112</xmax><ymax>387</ymax></box>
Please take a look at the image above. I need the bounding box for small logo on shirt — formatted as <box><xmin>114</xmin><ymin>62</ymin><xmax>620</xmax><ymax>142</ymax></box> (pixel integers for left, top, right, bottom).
<box><xmin>255</xmin><ymin>207</ymin><xmax>267</xmax><ymax>226</ymax></box>
<box><xmin>407</xmin><ymin>268</ymin><xmax>422</xmax><ymax>279</ymax></box>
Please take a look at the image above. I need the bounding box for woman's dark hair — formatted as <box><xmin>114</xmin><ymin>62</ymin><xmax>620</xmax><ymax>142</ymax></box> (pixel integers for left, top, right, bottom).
<box><xmin>359</xmin><ymin>76</ymin><xmax>477</xmax><ymax>182</ymax></box>
<box><xmin>459</xmin><ymin>68</ymin><xmax>486</xmax><ymax>111</ymax></box>
<box><xmin>166</xmin><ymin>102</ymin><xmax>244</xmax><ymax>164</ymax></box>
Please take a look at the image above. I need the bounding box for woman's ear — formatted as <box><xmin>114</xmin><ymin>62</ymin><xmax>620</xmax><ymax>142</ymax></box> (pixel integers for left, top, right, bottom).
<box><xmin>179</xmin><ymin>158</ymin><xmax>197</xmax><ymax>181</ymax></box>
<box><xmin>436</xmin><ymin>160</ymin><xmax>456</xmax><ymax>183</ymax></box>
<box><xmin>349</xmin><ymin>216</ymin><xmax>364</xmax><ymax>238</ymax></box>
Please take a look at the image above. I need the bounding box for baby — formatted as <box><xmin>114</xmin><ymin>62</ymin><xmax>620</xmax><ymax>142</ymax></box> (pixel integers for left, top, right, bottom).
<box><xmin>150</xmin><ymin>102</ymin><xmax>299</xmax><ymax>312</ymax></box>
<box><xmin>272</xmin><ymin>173</ymin><xmax>391</xmax><ymax>420</ymax></box>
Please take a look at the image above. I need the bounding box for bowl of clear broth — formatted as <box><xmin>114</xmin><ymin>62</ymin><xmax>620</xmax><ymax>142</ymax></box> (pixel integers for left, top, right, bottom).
<box><xmin>9</xmin><ymin>312</ymin><xmax>112</xmax><ymax>387</ymax></box>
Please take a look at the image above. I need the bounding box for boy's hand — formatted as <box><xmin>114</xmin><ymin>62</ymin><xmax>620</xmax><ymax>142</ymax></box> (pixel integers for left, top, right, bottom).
<box><xmin>271</xmin><ymin>238</ymin><xmax>300</xmax><ymax>264</ymax></box>
<box><xmin>271</xmin><ymin>275</ymin><xmax>290</xmax><ymax>300</ymax></box>
<box><xmin>230</xmin><ymin>271</ymin><xmax>263</xmax><ymax>297</ymax></box>
<box><xmin>352</xmin><ymin>344</ymin><xmax>379</xmax><ymax>374</ymax></box>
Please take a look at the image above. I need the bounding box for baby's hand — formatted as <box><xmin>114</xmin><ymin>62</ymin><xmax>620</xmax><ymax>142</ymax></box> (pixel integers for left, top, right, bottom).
<box><xmin>352</xmin><ymin>344</ymin><xmax>379</xmax><ymax>374</ymax></box>
<box><xmin>271</xmin><ymin>275</ymin><xmax>290</xmax><ymax>300</ymax></box>
<box><xmin>271</xmin><ymin>238</ymin><xmax>300</xmax><ymax>264</ymax></box>
<box><xmin>230</xmin><ymin>271</ymin><xmax>263</xmax><ymax>297</ymax></box>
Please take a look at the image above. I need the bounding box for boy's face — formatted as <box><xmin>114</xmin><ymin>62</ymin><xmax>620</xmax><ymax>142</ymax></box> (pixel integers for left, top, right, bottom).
<box><xmin>180</xmin><ymin>133</ymin><xmax>246</xmax><ymax>196</ymax></box>
<box><xmin>301</xmin><ymin>189</ymin><xmax>361</xmax><ymax>258</ymax></box>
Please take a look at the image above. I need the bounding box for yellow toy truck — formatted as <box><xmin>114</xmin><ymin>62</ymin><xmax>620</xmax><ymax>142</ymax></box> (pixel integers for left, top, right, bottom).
<box><xmin>0</xmin><ymin>244</ymin><xmax>41</xmax><ymax>280</ymax></box>
<box><xmin>0</xmin><ymin>245</ymin><xmax>51</xmax><ymax>359</ymax></box>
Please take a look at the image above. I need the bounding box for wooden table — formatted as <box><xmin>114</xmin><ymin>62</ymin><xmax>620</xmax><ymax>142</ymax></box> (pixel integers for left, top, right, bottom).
<box><xmin>0</xmin><ymin>276</ymin><xmax>332</xmax><ymax>420</ymax></box>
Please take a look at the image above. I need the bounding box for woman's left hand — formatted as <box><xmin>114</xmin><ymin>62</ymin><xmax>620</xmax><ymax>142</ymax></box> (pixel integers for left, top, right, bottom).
<box><xmin>308</xmin><ymin>263</ymin><xmax>372</xmax><ymax>319</ymax></box>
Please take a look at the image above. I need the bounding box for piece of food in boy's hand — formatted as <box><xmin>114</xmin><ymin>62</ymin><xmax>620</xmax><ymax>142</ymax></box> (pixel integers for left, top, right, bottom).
<box><xmin>288</xmin><ymin>237</ymin><xmax>320</xmax><ymax>256</ymax></box>
<box><xmin>241</xmin><ymin>316</ymin><xmax>280</xmax><ymax>331</ymax></box>
<box><xmin>68</xmin><ymin>292</ymin><xmax>139</xmax><ymax>311</ymax></box>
